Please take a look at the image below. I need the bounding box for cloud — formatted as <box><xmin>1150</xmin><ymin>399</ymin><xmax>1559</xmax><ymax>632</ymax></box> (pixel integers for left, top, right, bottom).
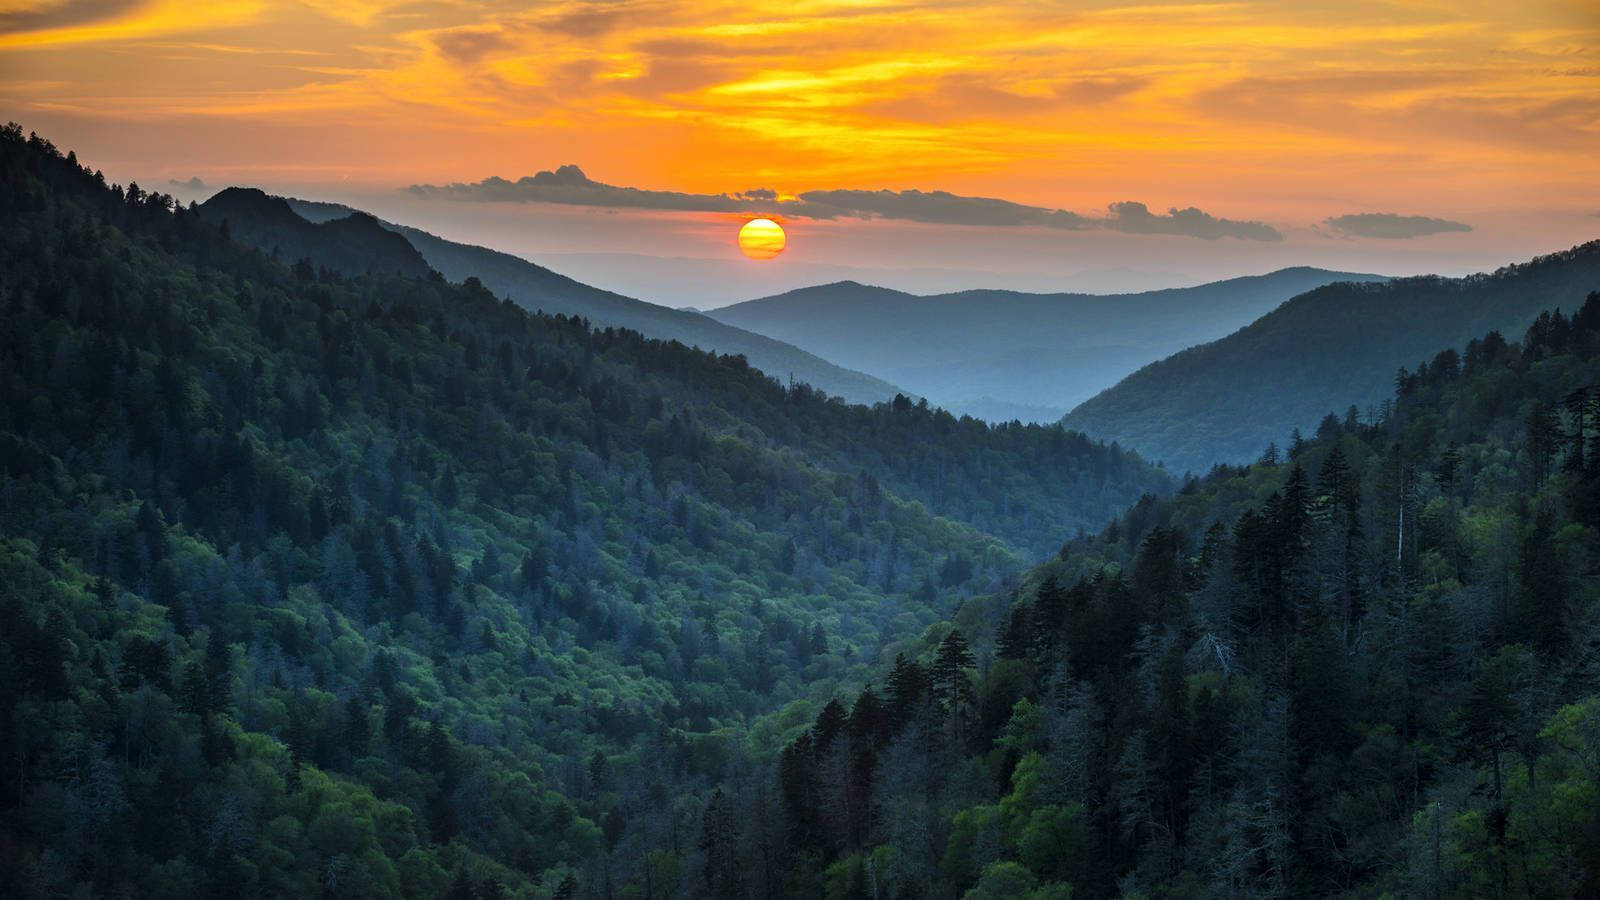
<box><xmin>0</xmin><ymin>0</ymin><xmax>141</xmax><ymax>34</ymax></box>
<box><xmin>169</xmin><ymin>176</ymin><xmax>206</xmax><ymax>190</ymax></box>
<box><xmin>794</xmin><ymin>188</ymin><xmax>1091</xmax><ymax>229</ymax></box>
<box><xmin>1105</xmin><ymin>201</ymin><xmax>1282</xmax><ymax>241</ymax></box>
<box><xmin>1054</xmin><ymin>76</ymin><xmax>1148</xmax><ymax>105</ymax></box>
<box><xmin>794</xmin><ymin>192</ymin><xmax>1275</xmax><ymax>240</ymax></box>
<box><xmin>537</xmin><ymin>3</ymin><xmax>630</xmax><ymax>37</ymax></box>
<box><xmin>433</xmin><ymin>29</ymin><xmax>513</xmax><ymax>65</ymax></box>
<box><xmin>408</xmin><ymin>165</ymin><xmax>767</xmax><ymax>213</ymax></box>
<box><xmin>409</xmin><ymin>167</ymin><xmax>1281</xmax><ymax>240</ymax></box>
<box><xmin>1323</xmin><ymin>212</ymin><xmax>1472</xmax><ymax>239</ymax></box>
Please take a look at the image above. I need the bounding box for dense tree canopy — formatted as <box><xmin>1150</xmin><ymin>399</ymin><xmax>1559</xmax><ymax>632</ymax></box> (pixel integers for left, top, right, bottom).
<box><xmin>1063</xmin><ymin>243</ymin><xmax>1600</xmax><ymax>473</ymax></box>
<box><xmin>764</xmin><ymin>292</ymin><xmax>1600</xmax><ymax>897</ymax></box>
<box><xmin>0</xmin><ymin>124</ymin><xmax>1167</xmax><ymax>897</ymax></box>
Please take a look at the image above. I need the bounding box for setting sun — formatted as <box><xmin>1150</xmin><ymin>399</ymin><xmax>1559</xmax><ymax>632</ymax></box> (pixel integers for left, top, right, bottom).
<box><xmin>738</xmin><ymin>218</ymin><xmax>786</xmax><ymax>261</ymax></box>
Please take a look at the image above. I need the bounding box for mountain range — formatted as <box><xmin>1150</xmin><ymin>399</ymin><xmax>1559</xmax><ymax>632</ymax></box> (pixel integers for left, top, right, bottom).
<box><xmin>1063</xmin><ymin>241</ymin><xmax>1600</xmax><ymax>472</ymax></box>
<box><xmin>708</xmin><ymin>269</ymin><xmax>1385</xmax><ymax>421</ymax></box>
<box><xmin>200</xmin><ymin>187</ymin><xmax>432</xmax><ymax>279</ymax></box>
<box><xmin>197</xmin><ymin>187</ymin><xmax>1600</xmax><ymax>482</ymax></box>
<box><xmin>1</xmin><ymin>126</ymin><xmax>1170</xmax><ymax>896</ymax></box>
<box><xmin>196</xmin><ymin>189</ymin><xmax>906</xmax><ymax>405</ymax></box>
<box><xmin>7</xmin><ymin>123</ymin><xmax>1600</xmax><ymax>899</ymax></box>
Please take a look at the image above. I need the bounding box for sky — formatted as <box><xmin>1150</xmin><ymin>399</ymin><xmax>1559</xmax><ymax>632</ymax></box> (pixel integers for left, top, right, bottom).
<box><xmin>2</xmin><ymin>0</ymin><xmax>1597</xmax><ymax>304</ymax></box>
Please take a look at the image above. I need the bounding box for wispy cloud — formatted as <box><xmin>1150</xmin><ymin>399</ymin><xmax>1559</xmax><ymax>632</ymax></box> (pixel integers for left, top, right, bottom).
<box><xmin>409</xmin><ymin>165</ymin><xmax>1284</xmax><ymax>240</ymax></box>
<box><xmin>432</xmin><ymin>28</ymin><xmax>513</xmax><ymax>65</ymax></box>
<box><xmin>1105</xmin><ymin>201</ymin><xmax>1281</xmax><ymax>241</ymax></box>
<box><xmin>1323</xmin><ymin>213</ymin><xmax>1472</xmax><ymax>239</ymax></box>
<box><xmin>791</xmin><ymin>188</ymin><xmax>1090</xmax><ymax>229</ymax></box>
<box><xmin>408</xmin><ymin>165</ymin><xmax>763</xmax><ymax>213</ymax></box>
<box><xmin>0</xmin><ymin>0</ymin><xmax>142</xmax><ymax>34</ymax></box>
<box><xmin>2</xmin><ymin>0</ymin><xmax>1594</xmax><ymax>227</ymax></box>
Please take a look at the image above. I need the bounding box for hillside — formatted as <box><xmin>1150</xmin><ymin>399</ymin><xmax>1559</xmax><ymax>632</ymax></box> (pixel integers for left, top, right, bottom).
<box><xmin>1063</xmin><ymin>242</ymin><xmax>1600</xmax><ymax>473</ymax></box>
<box><xmin>271</xmin><ymin>196</ymin><xmax>906</xmax><ymax>405</ymax></box>
<box><xmin>710</xmin><ymin>268</ymin><xmax>1384</xmax><ymax>421</ymax></box>
<box><xmin>199</xmin><ymin>187</ymin><xmax>432</xmax><ymax>279</ymax></box>
<box><xmin>0</xmin><ymin>125</ymin><xmax>1168</xmax><ymax>897</ymax></box>
<box><xmin>726</xmin><ymin>287</ymin><xmax>1600</xmax><ymax>897</ymax></box>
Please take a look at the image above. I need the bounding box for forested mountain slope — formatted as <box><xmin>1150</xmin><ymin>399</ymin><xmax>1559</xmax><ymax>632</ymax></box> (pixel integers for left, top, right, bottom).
<box><xmin>1063</xmin><ymin>244</ymin><xmax>1600</xmax><ymax>472</ymax></box>
<box><xmin>200</xmin><ymin>188</ymin><xmax>432</xmax><ymax>279</ymax></box>
<box><xmin>0</xmin><ymin>125</ymin><xmax>1165</xmax><ymax>897</ymax></box>
<box><xmin>730</xmin><ymin>292</ymin><xmax>1600</xmax><ymax>897</ymax></box>
<box><xmin>710</xmin><ymin>268</ymin><xmax>1383</xmax><ymax>421</ymax></box>
<box><xmin>267</xmin><ymin>196</ymin><xmax>905</xmax><ymax>405</ymax></box>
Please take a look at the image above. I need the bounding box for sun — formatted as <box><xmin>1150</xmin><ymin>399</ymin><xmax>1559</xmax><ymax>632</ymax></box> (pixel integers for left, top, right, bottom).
<box><xmin>738</xmin><ymin>218</ymin><xmax>786</xmax><ymax>260</ymax></box>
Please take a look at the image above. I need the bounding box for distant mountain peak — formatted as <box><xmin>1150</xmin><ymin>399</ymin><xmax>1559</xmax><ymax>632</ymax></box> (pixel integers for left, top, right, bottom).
<box><xmin>278</xmin><ymin>197</ymin><xmax>909</xmax><ymax>405</ymax></box>
<box><xmin>1062</xmin><ymin>239</ymin><xmax>1600</xmax><ymax>472</ymax></box>
<box><xmin>709</xmin><ymin>266</ymin><xmax>1388</xmax><ymax>419</ymax></box>
<box><xmin>202</xmin><ymin>185</ymin><xmax>302</xmax><ymax>222</ymax></box>
<box><xmin>199</xmin><ymin>186</ymin><xmax>431</xmax><ymax>278</ymax></box>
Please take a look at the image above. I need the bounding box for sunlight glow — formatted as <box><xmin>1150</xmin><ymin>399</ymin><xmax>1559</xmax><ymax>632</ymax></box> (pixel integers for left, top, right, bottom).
<box><xmin>738</xmin><ymin>218</ymin><xmax>787</xmax><ymax>260</ymax></box>
<box><xmin>0</xmin><ymin>0</ymin><xmax>1593</xmax><ymax>221</ymax></box>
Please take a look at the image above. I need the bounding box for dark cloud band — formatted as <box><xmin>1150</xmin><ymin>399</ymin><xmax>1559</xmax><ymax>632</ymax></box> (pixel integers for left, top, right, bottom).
<box><xmin>1324</xmin><ymin>212</ymin><xmax>1471</xmax><ymax>239</ymax></box>
<box><xmin>0</xmin><ymin>0</ymin><xmax>141</xmax><ymax>34</ymax></box>
<box><xmin>408</xmin><ymin>167</ymin><xmax>1283</xmax><ymax>241</ymax></box>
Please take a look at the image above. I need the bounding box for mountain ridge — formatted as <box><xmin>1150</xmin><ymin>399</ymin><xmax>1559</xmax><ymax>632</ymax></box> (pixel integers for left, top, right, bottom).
<box><xmin>270</xmin><ymin>196</ymin><xmax>908</xmax><ymax>405</ymax></box>
<box><xmin>710</xmin><ymin>267</ymin><xmax>1388</xmax><ymax>420</ymax></box>
<box><xmin>200</xmin><ymin>187</ymin><xmax>432</xmax><ymax>278</ymax></box>
<box><xmin>1062</xmin><ymin>238</ymin><xmax>1600</xmax><ymax>472</ymax></box>
<box><xmin>0</xmin><ymin>124</ymin><xmax>1169</xmax><ymax>897</ymax></box>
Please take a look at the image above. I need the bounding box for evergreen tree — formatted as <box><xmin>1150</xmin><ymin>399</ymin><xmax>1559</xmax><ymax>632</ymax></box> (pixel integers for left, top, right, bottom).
<box><xmin>932</xmin><ymin>630</ymin><xmax>977</xmax><ymax>740</ymax></box>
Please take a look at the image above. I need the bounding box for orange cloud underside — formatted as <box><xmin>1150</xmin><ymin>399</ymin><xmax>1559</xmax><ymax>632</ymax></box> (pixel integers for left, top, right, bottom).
<box><xmin>1</xmin><ymin>0</ymin><xmax>1596</xmax><ymax>218</ymax></box>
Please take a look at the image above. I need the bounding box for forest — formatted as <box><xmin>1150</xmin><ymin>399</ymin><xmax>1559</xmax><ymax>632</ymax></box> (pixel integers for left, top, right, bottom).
<box><xmin>754</xmin><ymin>301</ymin><xmax>1600</xmax><ymax>896</ymax></box>
<box><xmin>0</xmin><ymin>124</ymin><xmax>1163</xmax><ymax>897</ymax></box>
<box><xmin>1063</xmin><ymin>245</ymin><xmax>1600</xmax><ymax>474</ymax></box>
<box><xmin>2</xmin><ymin>122</ymin><xmax>1597</xmax><ymax>899</ymax></box>
<box><xmin>255</xmin><ymin>190</ymin><xmax>908</xmax><ymax>407</ymax></box>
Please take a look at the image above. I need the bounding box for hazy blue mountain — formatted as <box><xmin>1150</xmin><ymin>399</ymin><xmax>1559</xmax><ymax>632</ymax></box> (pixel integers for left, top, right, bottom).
<box><xmin>274</xmin><ymin>197</ymin><xmax>906</xmax><ymax>404</ymax></box>
<box><xmin>1062</xmin><ymin>240</ymin><xmax>1600</xmax><ymax>472</ymax></box>
<box><xmin>709</xmin><ymin>268</ymin><xmax>1385</xmax><ymax>420</ymax></box>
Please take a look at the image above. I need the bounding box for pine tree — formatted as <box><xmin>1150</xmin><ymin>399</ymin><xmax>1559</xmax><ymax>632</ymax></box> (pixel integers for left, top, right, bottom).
<box><xmin>1315</xmin><ymin>446</ymin><xmax>1357</xmax><ymax>517</ymax></box>
<box><xmin>1513</xmin><ymin>509</ymin><xmax>1567</xmax><ymax>651</ymax></box>
<box><xmin>1564</xmin><ymin>388</ymin><xmax>1590</xmax><ymax>471</ymax></box>
<box><xmin>932</xmin><ymin>630</ymin><xmax>977</xmax><ymax>740</ymax></box>
<box><xmin>1278</xmin><ymin>465</ymin><xmax>1313</xmax><ymax>551</ymax></box>
<box><xmin>1525</xmin><ymin>401</ymin><xmax>1561</xmax><ymax>488</ymax></box>
<box><xmin>996</xmin><ymin>605</ymin><xmax>1033</xmax><ymax>661</ymax></box>
<box><xmin>699</xmin><ymin>788</ymin><xmax>743</xmax><ymax>899</ymax></box>
<box><xmin>814</xmin><ymin>698</ymin><xmax>849</xmax><ymax>753</ymax></box>
<box><xmin>1436</xmin><ymin>441</ymin><xmax>1462</xmax><ymax>494</ymax></box>
<box><xmin>885</xmin><ymin>653</ymin><xmax>929</xmax><ymax>729</ymax></box>
<box><xmin>1032</xmin><ymin>573</ymin><xmax>1070</xmax><ymax>642</ymax></box>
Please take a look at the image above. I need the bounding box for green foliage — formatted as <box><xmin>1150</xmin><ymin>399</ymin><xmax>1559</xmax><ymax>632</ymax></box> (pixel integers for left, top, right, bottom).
<box><xmin>0</xmin><ymin>124</ymin><xmax>1162</xmax><ymax>897</ymax></box>
<box><xmin>285</xmin><ymin>195</ymin><xmax>911</xmax><ymax>406</ymax></box>
<box><xmin>766</xmin><ymin>288</ymin><xmax>1600</xmax><ymax>896</ymax></box>
<box><xmin>4</xmin><ymin>122</ymin><xmax>1597</xmax><ymax>898</ymax></box>
<box><xmin>1064</xmin><ymin>245</ymin><xmax>1600</xmax><ymax>472</ymax></box>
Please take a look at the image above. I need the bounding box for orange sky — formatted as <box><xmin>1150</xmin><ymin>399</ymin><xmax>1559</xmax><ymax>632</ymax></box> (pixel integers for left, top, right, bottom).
<box><xmin>2</xmin><ymin>0</ymin><xmax>1597</xmax><ymax>297</ymax></box>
